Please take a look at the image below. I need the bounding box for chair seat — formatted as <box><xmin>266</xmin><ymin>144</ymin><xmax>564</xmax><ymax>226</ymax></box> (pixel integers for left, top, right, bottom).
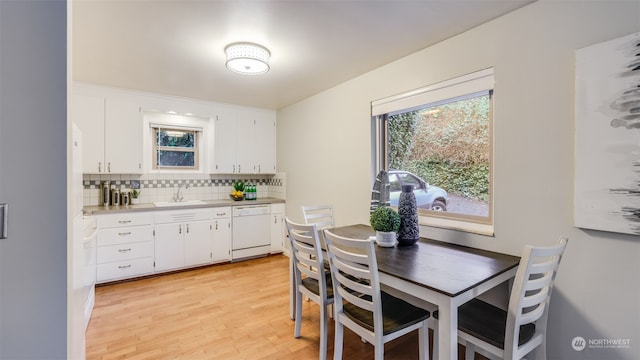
<box><xmin>434</xmin><ymin>298</ymin><xmax>536</xmax><ymax>349</ymax></box>
<box><xmin>343</xmin><ymin>292</ymin><xmax>430</xmax><ymax>336</ymax></box>
<box><xmin>302</xmin><ymin>275</ymin><xmax>333</xmax><ymax>298</ymax></box>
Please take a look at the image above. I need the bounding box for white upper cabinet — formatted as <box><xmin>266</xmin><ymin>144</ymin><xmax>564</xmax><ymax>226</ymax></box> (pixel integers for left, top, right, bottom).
<box><xmin>73</xmin><ymin>90</ymin><xmax>143</xmax><ymax>174</ymax></box>
<box><xmin>212</xmin><ymin>108</ymin><xmax>276</xmax><ymax>174</ymax></box>
<box><xmin>74</xmin><ymin>84</ymin><xmax>276</xmax><ymax>175</ymax></box>
<box><xmin>104</xmin><ymin>96</ymin><xmax>143</xmax><ymax>174</ymax></box>
<box><xmin>212</xmin><ymin>109</ymin><xmax>240</xmax><ymax>174</ymax></box>
<box><xmin>249</xmin><ymin>109</ymin><xmax>276</xmax><ymax>174</ymax></box>
<box><xmin>72</xmin><ymin>93</ymin><xmax>105</xmax><ymax>174</ymax></box>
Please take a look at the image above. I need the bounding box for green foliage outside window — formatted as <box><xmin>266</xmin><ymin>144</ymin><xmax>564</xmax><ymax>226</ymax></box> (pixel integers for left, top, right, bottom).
<box><xmin>388</xmin><ymin>95</ymin><xmax>490</xmax><ymax>202</ymax></box>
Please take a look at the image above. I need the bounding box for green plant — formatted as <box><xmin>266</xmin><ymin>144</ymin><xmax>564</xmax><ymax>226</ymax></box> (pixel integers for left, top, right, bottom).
<box><xmin>370</xmin><ymin>206</ymin><xmax>401</xmax><ymax>232</ymax></box>
<box><xmin>233</xmin><ymin>181</ymin><xmax>245</xmax><ymax>192</ymax></box>
<box><xmin>130</xmin><ymin>189</ymin><xmax>140</xmax><ymax>198</ymax></box>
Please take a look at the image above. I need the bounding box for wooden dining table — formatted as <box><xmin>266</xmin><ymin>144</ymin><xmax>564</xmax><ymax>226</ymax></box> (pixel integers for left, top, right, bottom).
<box><xmin>289</xmin><ymin>224</ymin><xmax>521</xmax><ymax>360</ymax></box>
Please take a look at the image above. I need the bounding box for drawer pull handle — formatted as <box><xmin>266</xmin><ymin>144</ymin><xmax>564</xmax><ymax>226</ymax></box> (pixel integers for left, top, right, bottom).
<box><xmin>118</xmin><ymin>264</ymin><xmax>131</xmax><ymax>269</ymax></box>
<box><xmin>118</xmin><ymin>220</ymin><xmax>132</xmax><ymax>224</ymax></box>
<box><xmin>216</xmin><ymin>212</ymin><xmax>226</xmax><ymax>216</ymax></box>
<box><xmin>118</xmin><ymin>248</ymin><xmax>132</xmax><ymax>253</ymax></box>
<box><xmin>118</xmin><ymin>232</ymin><xmax>132</xmax><ymax>236</ymax></box>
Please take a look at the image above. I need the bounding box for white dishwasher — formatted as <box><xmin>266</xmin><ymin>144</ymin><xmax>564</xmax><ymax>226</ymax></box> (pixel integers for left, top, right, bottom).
<box><xmin>232</xmin><ymin>204</ymin><xmax>271</xmax><ymax>260</ymax></box>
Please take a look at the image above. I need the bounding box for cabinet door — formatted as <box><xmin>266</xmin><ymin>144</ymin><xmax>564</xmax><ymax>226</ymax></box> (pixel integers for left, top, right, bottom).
<box><xmin>270</xmin><ymin>211</ymin><xmax>284</xmax><ymax>253</ymax></box>
<box><xmin>213</xmin><ymin>112</ymin><xmax>237</xmax><ymax>173</ymax></box>
<box><xmin>184</xmin><ymin>220</ymin><xmax>213</xmax><ymax>267</ymax></box>
<box><xmin>211</xmin><ymin>218</ymin><xmax>231</xmax><ymax>262</ymax></box>
<box><xmin>235</xmin><ymin>116</ymin><xmax>254</xmax><ymax>174</ymax></box>
<box><xmin>253</xmin><ymin>112</ymin><xmax>276</xmax><ymax>174</ymax></box>
<box><xmin>154</xmin><ymin>223</ymin><xmax>184</xmax><ymax>272</ymax></box>
<box><xmin>72</xmin><ymin>93</ymin><xmax>105</xmax><ymax>173</ymax></box>
<box><xmin>105</xmin><ymin>96</ymin><xmax>143</xmax><ymax>173</ymax></box>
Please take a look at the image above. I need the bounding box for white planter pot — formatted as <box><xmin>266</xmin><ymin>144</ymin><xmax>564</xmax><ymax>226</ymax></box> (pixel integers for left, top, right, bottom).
<box><xmin>376</xmin><ymin>231</ymin><xmax>396</xmax><ymax>246</ymax></box>
<box><xmin>131</xmin><ymin>198</ymin><xmax>140</xmax><ymax>205</ymax></box>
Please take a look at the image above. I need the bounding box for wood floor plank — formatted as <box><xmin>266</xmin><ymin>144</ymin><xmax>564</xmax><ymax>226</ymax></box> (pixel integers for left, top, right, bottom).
<box><xmin>87</xmin><ymin>254</ymin><xmax>483</xmax><ymax>360</ymax></box>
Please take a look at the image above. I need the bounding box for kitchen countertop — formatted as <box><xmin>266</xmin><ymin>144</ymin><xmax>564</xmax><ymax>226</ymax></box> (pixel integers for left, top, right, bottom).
<box><xmin>83</xmin><ymin>197</ymin><xmax>285</xmax><ymax>215</ymax></box>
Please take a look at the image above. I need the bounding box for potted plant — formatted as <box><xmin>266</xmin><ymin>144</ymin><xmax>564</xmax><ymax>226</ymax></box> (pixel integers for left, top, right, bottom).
<box><xmin>130</xmin><ymin>189</ymin><xmax>140</xmax><ymax>205</ymax></box>
<box><xmin>370</xmin><ymin>206</ymin><xmax>400</xmax><ymax>246</ymax></box>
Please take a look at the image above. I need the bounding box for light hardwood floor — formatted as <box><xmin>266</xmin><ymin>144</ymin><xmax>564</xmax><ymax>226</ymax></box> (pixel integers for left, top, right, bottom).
<box><xmin>87</xmin><ymin>254</ymin><xmax>476</xmax><ymax>359</ymax></box>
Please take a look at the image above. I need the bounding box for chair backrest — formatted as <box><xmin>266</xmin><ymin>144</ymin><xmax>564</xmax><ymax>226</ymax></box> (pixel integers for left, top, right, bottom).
<box><xmin>323</xmin><ymin>229</ymin><xmax>383</xmax><ymax>332</ymax></box>
<box><xmin>301</xmin><ymin>205</ymin><xmax>335</xmax><ymax>230</ymax></box>
<box><xmin>285</xmin><ymin>217</ymin><xmax>329</xmax><ymax>296</ymax></box>
<box><xmin>505</xmin><ymin>237</ymin><xmax>568</xmax><ymax>357</ymax></box>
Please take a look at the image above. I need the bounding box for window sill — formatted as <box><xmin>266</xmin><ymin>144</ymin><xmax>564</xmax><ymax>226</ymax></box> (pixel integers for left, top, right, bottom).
<box><xmin>419</xmin><ymin>215</ymin><xmax>494</xmax><ymax>237</ymax></box>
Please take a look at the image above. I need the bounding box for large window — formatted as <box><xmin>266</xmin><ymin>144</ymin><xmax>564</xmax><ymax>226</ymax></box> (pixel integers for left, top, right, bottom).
<box><xmin>152</xmin><ymin>127</ymin><xmax>200</xmax><ymax>170</ymax></box>
<box><xmin>372</xmin><ymin>68</ymin><xmax>494</xmax><ymax>235</ymax></box>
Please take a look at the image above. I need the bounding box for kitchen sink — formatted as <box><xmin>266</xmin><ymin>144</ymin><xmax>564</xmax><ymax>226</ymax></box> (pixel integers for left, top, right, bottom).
<box><xmin>153</xmin><ymin>200</ymin><xmax>206</xmax><ymax>207</ymax></box>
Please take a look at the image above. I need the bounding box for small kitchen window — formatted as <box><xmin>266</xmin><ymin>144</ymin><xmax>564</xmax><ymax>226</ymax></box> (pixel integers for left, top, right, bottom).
<box><xmin>152</xmin><ymin>126</ymin><xmax>200</xmax><ymax>170</ymax></box>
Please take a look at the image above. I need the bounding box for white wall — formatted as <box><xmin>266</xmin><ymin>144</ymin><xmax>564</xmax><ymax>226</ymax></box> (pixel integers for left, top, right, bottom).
<box><xmin>277</xmin><ymin>2</ymin><xmax>640</xmax><ymax>359</ymax></box>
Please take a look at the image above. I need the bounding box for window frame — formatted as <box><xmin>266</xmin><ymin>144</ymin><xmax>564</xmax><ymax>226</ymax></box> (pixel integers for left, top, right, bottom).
<box><xmin>151</xmin><ymin>126</ymin><xmax>200</xmax><ymax>171</ymax></box>
<box><xmin>371</xmin><ymin>68</ymin><xmax>495</xmax><ymax>236</ymax></box>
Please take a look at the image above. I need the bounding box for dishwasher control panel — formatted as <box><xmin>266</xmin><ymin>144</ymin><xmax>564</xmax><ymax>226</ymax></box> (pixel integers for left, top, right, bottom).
<box><xmin>233</xmin><ymin>205</ymin><xmax>270</xmax><ymax>217</ymax></box>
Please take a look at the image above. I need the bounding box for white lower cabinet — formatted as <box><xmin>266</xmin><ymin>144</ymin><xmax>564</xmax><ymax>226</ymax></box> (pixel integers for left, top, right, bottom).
<box><xmin>211</xmin><ymin>207</ymin><xmax>231</xmax><ymax>263</ymax></box>
<box><xmin>154</xmin><ymin>209</ymin><xmax>214</xmax><ymax>273</ymax></box>
<box><xmin>96</xmin><ymin>212</ymin><xmax>154</xmax><ymax>283</ymax></box>
<box><xmin>270</xmin><ymin>203</ymin><xmax>285</xmax><ymax>254</ymax></box>
<box><xmin>93</xmin><ymin>204</ymin><xmax>278</xmax><ymax>282</ymax></box>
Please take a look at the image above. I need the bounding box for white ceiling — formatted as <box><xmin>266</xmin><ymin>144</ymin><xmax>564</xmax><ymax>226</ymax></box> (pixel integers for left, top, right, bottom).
<box><xmin>73</xmin><ymin>0</ymin><xmax>533</xmax><ymax>110</ymax></box>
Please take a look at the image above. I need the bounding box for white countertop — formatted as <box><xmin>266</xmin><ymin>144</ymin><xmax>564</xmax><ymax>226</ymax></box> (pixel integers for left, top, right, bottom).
<box><xmin>83</xmin><ymin>197</ymin><xmax>285</xmax><ymax>215</ymax></box>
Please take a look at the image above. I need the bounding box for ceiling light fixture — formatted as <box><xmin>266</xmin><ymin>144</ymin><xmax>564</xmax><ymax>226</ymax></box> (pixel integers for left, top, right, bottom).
<box><xmin>224</xmin><ymin>42</ymin><xmax>270</xmax><ymax>75</ymax></box>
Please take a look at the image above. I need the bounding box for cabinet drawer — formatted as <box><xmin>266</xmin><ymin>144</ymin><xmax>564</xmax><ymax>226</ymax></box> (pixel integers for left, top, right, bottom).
<box><xmin>212</xmin><ymin>207</ymin><xmax>231</xmax><ymax>219</ymax></box>
<box><xmin>97</xmin><ymin>241</ymin><xmax>153</xmax><ymax>263</ymax></box>
<box><xmin>154</xmin><ymin>209</ymin><xmax>213</xmax><ymax>224</ymax></box>
<box><xmin>97</xmin><ymin>225</ymin><xmax>153</xmax><ymax>246</ymax></box>
<box><xmin>270</xmin><ymin>203</ymin><xmax>284</xmax><ymax>214</ymax></box>
<box><xmin>97</xmin><ymin>257</ymin><xmax>154</xmax><ymax>283</ymax></box>
<box><xmin>97</xmin><ymin>213</ymin><xmax>153</xmax><ymax>228</ymax></box>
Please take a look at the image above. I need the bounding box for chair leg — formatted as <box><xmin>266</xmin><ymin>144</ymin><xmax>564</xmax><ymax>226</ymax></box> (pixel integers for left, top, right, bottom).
<box><xmin>319</xmin><ymin>303</ymin><xmax>328</xmax><ymax>360</ymax></box>
<box><xmin>334</xmin><ymin>320</ymin><xmax>344</xmax><ymax>360</ymax></box>
<box><xmin>430</xmin><ymin>317</ymin><xmax>438</xmax><ymax>360</ymax></box>
<box><xmin>418</xmin><ymin>321</ymin><xmax>429</xmax><ymax>360</ymax></box>
<box><xmin>374</xmin><ymin>342</ymin><xmax>384</xmax><ymax>360</ymax></box>
<box><xmin>294</xmin><ymin>291</ymin><xmax>302</xmax><ymax>338</ymax></box>
<box><xmin>464</xmin><ymin>341</ymin><xmax>475</xmax><ymax>360</ymax></box>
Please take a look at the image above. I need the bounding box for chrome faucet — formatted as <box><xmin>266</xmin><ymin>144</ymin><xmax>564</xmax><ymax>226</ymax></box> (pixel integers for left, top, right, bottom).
<box><xmin>173</xmin><ymin>184</ymin><xmax>189</xmax><ymax>202</ymax></box>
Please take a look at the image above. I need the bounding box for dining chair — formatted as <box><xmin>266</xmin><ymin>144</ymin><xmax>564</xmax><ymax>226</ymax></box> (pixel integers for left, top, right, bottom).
<box><xmin>301</xmin><ymin>205</ymin><xmax>335</xmax><ymax>230</ymax></box>
<box><xmin>450</xmin><ymin>237</ymin><xmax>568</xmax><ymax>360</ymax></box>
<box><xmin>323</xmin><ymin>229</ymin><xmax>431</xmax><ymax>360</ymax></box>
<box><xmin>285</xmin><ymin>218</ymin><xmax>334</xmax><ymax>360</ymax></box>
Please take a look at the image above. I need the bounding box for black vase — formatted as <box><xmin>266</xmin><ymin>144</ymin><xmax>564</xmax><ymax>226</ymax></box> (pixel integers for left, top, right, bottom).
<box><xmin>397</xmin><ymin>184</ymin><xmax>420</xmax><ymax>246</ymax></box>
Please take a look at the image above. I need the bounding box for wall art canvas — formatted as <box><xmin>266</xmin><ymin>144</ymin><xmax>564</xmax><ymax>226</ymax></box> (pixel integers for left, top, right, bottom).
<box><xmin>575</xmin><ymin>32</ymin><xmax>640</xmax><ymax>235</ymax></box>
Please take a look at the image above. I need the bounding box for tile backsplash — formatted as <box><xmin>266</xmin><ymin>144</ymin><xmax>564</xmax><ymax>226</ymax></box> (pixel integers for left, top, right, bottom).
<box><xmin>83</xmin><ymin>173</ymin><xmax>286</xmax><ymax>207</ymax></box>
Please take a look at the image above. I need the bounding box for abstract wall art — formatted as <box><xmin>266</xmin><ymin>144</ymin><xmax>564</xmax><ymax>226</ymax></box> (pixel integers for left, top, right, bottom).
<box><xmin>574</xmin><ymin>32</ymin><xmax>640</xmax><ymax>235</ymax></box>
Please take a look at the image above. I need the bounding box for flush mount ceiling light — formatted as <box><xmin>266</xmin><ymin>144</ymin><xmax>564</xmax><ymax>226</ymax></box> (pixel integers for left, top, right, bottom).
<box><xmin>224</xmin><ymin>42</ymin><xmax>270</xmax><ymax>75</ymax></box>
